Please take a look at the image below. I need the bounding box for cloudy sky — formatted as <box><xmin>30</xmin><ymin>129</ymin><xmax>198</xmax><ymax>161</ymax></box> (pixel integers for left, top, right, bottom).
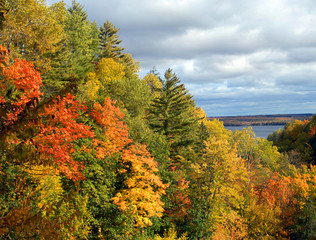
<box><xmin>47</xmin><ymin>0</ymin><xmax>316</xmax><ymax>116</ymax></box>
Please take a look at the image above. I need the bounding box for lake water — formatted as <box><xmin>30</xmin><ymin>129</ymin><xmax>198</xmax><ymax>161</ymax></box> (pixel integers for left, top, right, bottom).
<box><xmin>226</xmin><ymin>125</ymin><xmax>285</xmax><ymax>139</ymax></box>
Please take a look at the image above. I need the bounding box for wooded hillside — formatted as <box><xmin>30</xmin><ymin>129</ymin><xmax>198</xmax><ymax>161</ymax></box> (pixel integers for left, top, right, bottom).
<box><xmin>0</xmin><ymin>1</ymin><xmax>315</xmax><ymax>239</ymax></box>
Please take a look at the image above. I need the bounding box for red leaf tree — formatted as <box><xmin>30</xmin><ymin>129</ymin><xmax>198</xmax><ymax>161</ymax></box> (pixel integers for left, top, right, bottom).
<box><xmin>0</xmin><ymin>46</ymin><xmax>94</xmax><ymax>181</ymax></box>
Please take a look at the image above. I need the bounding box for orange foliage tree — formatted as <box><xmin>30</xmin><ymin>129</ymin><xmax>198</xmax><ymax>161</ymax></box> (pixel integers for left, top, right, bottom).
<box><xmin>90</xmin><ymin>98</ymin><xmax>131</xmax><ymax>158</ymax></box>
<box><xmin>1</xmin><ymin>45</ymin><xmax>167</xmax><ymax>237</ymax></box>
<box><xmin>89</xmin><ymin>97</ymin><xmax>168</xmax><ymax>232</ymax></box>
<box><xmin>34</xmin><ymin>93</ymin><xmax>94</xmax><ymax>181</ymax></box>
<box><xmin>0</xmin><ymin>45</ymin><xmax>42</xmax><ymax>124</ymax></box>
<box><xmin>0</xmin><ymin>45</ymin><xmax>94</xmax><ymax>237</ymax></box>
<box><xmin>0</xmin><ymin>45</ymin><xmax>94</xmax><ymax>181</ymax></box>
<box><xmin>249</xmin><ymin>169</ymin><xmax>315</xmax><ymax>238</ymax></box>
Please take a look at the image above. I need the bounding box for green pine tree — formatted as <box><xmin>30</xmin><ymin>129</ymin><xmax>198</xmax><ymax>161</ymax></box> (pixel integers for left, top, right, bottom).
<box><xmin>99</xmin><ymin>20</ymin><xmax>125</xmax><ymax>60</ymax></box>
<box><xmin>148</xmin><ymin>68</ymin><xmax>197</xmax><ymax>154</ymax></box>
<box><xmin>42</xmin><ymin>0</ymin><xmax>99</xmax><ymax>96</ymax></box>
<box><xmin>98</xmin><ymin>21</ymin><xmax>138</xmax><ymax>78</ymax></box>
<box><xmin>65</xmin><ymin>0</ymin><xmax>99</xmax><ymax>79</ymax></box>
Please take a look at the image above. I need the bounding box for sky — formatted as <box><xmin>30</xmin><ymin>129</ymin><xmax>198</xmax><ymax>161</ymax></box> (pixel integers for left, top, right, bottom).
<box><xmin>47</xmin><ymin>0</ymin><xmax>316</xmax><ymax>117</ymax></box>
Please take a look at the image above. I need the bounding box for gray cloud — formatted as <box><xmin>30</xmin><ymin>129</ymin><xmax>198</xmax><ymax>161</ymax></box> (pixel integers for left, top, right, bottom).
<box><xmin>47</xmin><ymin>0</ymin><xmax>316</xmax><ymax>116</ymax></box>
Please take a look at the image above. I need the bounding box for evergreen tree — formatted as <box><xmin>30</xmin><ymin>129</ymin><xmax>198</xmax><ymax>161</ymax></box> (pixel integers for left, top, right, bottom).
<box><xmin>64</xmin><ymin>0</ymin><xmax>99</xmax><ymax>79</ymax></box>
<box><xmin>42</xmin><ymin>0</ymin><xmax>99</xmax><ymax>95</ymax></box>
<box><xmin>98</xmin><ymin>21</ymin><xmax>138</xmax><ymax>77</ymax></box>
<box><xmin>148</xmin><ymin>68</ymin><xmax>197</xmax><ymax>154</ymax></box>
<box><xmin>99</xmin><ymin>20</ymin><xmax>125</xmax><ymax>60</ymax></box>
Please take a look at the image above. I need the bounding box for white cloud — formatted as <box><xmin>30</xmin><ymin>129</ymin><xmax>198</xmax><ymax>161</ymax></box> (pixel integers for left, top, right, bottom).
<box><xmin>46</xmin><ymin>0</ymin><xmax>316</xmax><ymax>116</ymax></box>
<box><xmin>213</xmin><ymin>56</ymin><xmax>254</xmax><ymax>74</ymax></box>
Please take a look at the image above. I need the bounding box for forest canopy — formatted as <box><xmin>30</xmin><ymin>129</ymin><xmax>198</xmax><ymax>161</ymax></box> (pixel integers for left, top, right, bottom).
<box><xmin>0</xmin><ymin>1</ymin><xmax>315</xmax><ymax>239</ymax></box>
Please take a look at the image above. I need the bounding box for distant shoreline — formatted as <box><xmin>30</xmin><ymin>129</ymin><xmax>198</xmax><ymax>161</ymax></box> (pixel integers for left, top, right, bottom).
<box><xmin>223</xmin><ymin>122</ymin><xmax>286</xmax><ymax>127</ymax></box>
<box><xmin>208</xmin><ymin>113</ymin><xmax>314</xmax><ymax>126</ymax></box>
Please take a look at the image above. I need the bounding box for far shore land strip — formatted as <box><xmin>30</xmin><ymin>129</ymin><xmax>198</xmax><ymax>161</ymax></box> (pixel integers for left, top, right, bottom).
<box><xmin>208</xmin><ymin>113</ymin><xmax>314</xmax><ymax>126</ymax></box>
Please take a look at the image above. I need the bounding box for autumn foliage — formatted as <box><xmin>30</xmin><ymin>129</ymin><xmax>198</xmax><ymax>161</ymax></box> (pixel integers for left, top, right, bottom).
<box><xmin>34</xmin><ymin>93</ymin><xmax>94</xmax><ymax>181</ymax></box>
<box><xmin>90</xmin><ymin>98</ymin><xmax>131</xmax><ymax>157</ymax></box>
<box><xmin>112</xmin><ymin>143</ymin><xmax>168</xmax><ymax>228</ymax></box>
<box><xmin>89</xmin><ymin>97</ymin><xmax>167</xmax><ymax>229</ymax></box>
<box><xmin>0</xmin><ymin>45</ymin><xmax>169</xmax><ymax>238</ymax></box>
<box><xmin>0</xmin><ymin>46</ymin><xmax>94</xmax><ymax>181</ymax></box>
<box><xmin>0</xmin><ymin>45</ymin><xmax>42</xmax><ymax>124</ymax></box>
<box><xmin>1</xmin><ymin>3</ymin><xmax>316</xmax><ymax>238</ymax></box>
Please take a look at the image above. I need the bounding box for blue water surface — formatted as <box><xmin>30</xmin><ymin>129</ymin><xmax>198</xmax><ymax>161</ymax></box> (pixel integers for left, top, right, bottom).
<box><xmin>225</xmin><ymin>125</ymin><xmax>285</xmax><ymax>139</ymax></box>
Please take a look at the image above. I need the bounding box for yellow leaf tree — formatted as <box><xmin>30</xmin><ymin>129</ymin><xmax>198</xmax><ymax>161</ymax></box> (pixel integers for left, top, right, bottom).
<box><xmin>189</xmin><ymin>128</ymin><xmax>249</xmax><ymax>238</ymax></box>
<box><xmin>82</xmin><ymin>58</ymin><xmax>126</xmax><ymax>102</ymax></box>
<box><xmin>0</xmin><ymin>0</ymin><xmax>66</xmax><ymax>71</ymax></box>
<box><xmin>112</xmin><ymin>144</ymin><xmax>168</xmax><ymax>229</ymax></box>
<box><xmin>89</xmin><ymin>97</ymin><xmax>168</xmax><ymax>236</ymax></box>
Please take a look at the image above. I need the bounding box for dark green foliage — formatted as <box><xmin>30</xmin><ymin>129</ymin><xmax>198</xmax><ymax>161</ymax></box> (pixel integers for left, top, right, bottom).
<box><xmin>98</xmin><ymin>21</ymin><xmax>138</xmax><ymax>78</ymax></box>
<box><xmin>290</xmin><ymin>195</ymin><xmax>316</xmax><ymax>240</ymax></box>
<box><xmin>308</xmin><ymin>115</ymin><xmax>316</xmax><ymax>164</ymax></box>
<box><xmin>72</xmin><ymin>139</ymin><xmax>121</xmax><ymax>239</ymax></box>
<box><xmin>99</xmin><ymin>20</ymin><xmax>125</xmax><ymax>60</ymax></box>
<box><xmin>64</xmin><ymin>1</ymin><xmax>99</xmax><ymax>79</ymax></box>
<box><xmin>267</xmin><ymin>128</ymin><xmax>283</xmax><ymax>146</ymax></box>
<box><xmin>145</xmin><ymin>69</ymin><xmax>200</xmax><ymax>238</ymax></box>
<box><xmin>2</xmin><ymin>1</ymin><xmax>316</xmax><ymax>238</ymax></box>
<box><xmin>0</xmin><ymin>156</ymin><xmax>33</xmax><ymax>217</ymax></box>
<box><xmin>268</xmin><ymin>116</ymin><xmax>316</xmax><ymax>165</ymax></box>
<box><xmin>148</xmin><ymin>68</ymin><xmax>198</xmax><ymax>154</ymax></box>
<box><xmin>109</xmin><ymin>76</ymin><xmax>151</xmax><ymax>117</ymax></box>
<box><xmin>42</xmin><ymin>41</ymin><xmax>73</xmax><ymax>95</ymax></box>
<box><xmin>43</xmin><ymin>0</ymin><xmax>99</xmax><ymax>95</ymax></box>
<box><xmin>194</xmin><ymin>121</ymin><xmax>211</xmax><ymax>155</ymax></box>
